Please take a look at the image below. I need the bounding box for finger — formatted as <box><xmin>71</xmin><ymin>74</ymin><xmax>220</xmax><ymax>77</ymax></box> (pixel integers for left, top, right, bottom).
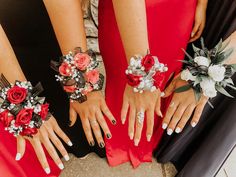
<box><xmin>81</xmin><ymin>117</ymin><xmax>95</xmax><ymax>147</ymax></box>
<box><xmin>121</xmin><ymin>99</ymin><xmax>129</xmax><ymax>124</ymax></box>
<box><xmin>134</xmin><ymin>108</ymin><xmax>145</xmax><ymax>146</ymax></box>
<box><xmin>96</xmin><ymin>110</ymin><xmax>112</xmax><ymax>139</ymax></box>
<box><xmin>190</xmin><ymin>22</ymin><xmax>200</xmax><ymax>41</ymax></box>
<box><xmin>90</xmin><ymin>118</ymin><xmax>105</xmax><ymax>148</ymax></box>
<box><xmin>16</xmin><ymin>136</ymin><xmax>26</xmax><ymax>161</ymax></box>
<box><xmin>101</xmin><ymin>100</ymin><xmax>116</xmax><ymax>125</ymax></box>
<box><xmin>146</xmin><ymin>109</ymin><xmax>154</xmax><ymax>142</ymax></box>
<box><xmin>191</xmin><ymin>101</ymin><xmax>206</xmax><ymax>127</ymax></box>
<box><xmin>30</xmin><ymin>138</ymin><xmax>50</xmax><ymax>174</ymax></box>
<box><xmin>190</xmin><ymin>23</ymin><xmax>205</xmax><ymax>42</ymax></box>
<box><xmin>69</xmin><ymin>106</ymin><xmax>77</xmax><ymax>127</ymax></box>
<box><xmin>155</xmin><ymin>97</ymin><xmax>163</xmax><ymax>117</ymax></box>
<box><xmin>163</xmin><ymin>79</ymin><xmax>177</xmax><ymax>98</ymax></box>
<box><xmin>128</xmin><ymin>105</ymin><xmax>136</xmax><ymax>140</ymax></box>
<box><xmin>167</xmin><ymin>104</ymin><xmax>187</xmax><ymax>135</ymax></box>
<box><xmin>176</xmin><ymin>103</ymin><xmax>196</xmax><ymax>132</ymax></box>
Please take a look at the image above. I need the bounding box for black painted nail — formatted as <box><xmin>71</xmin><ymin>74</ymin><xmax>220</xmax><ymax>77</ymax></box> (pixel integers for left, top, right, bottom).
<box><xmin>112</xmin><ymin>120</ymin><xmax>116</xmax><ymax>125</ymax></box>
<box><xmin>99</xmin><ymin>142</ymin><xmax>105</xmax><ymax>148</ymax></box>
<box><xmin>89</xmin><ymin>141</ymin><xmax>95</xmax><ymax>147</ymax></box>
<box><xmin>106</xmin><ymin>134</ymin><xmax>112</xmax><ymax>139</ymax></box>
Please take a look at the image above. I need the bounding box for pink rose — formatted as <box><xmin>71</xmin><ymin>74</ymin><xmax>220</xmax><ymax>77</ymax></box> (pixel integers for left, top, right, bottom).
<box><xmin>85</xmin><ymin>70</ymin><xmax>100</xmax><ymax>84</ymax></box>
<box><xmin>74</xmin><ymin>53</ymin><xmax>91</xmax><ymax>70</ymax></box>
<box><xmin>63</xmin><ymin>85</ymin><xmax>77</xmax><ymax>93</ymax></box>
<box><xmin>59</xmin><ymin>62</ymin><xmax>73</xmax><ymax>76</ymax></box>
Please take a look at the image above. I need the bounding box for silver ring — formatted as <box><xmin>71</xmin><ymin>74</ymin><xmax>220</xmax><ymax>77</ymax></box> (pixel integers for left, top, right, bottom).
<box><xmin>169</xmin><ymin>102</ymin><xmax>175</xmax><ymax>108</ymax></box>
<box><xmin>137</xmin><ymin>109</ymin><xmax>145</xmax><ymax>124</ymax></box>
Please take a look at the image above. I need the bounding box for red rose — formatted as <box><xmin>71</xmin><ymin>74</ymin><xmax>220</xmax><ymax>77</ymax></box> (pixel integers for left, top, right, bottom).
<box><xmin>7</xmin><ymin>86</ymin><xmax>27</xmax><ymax>104</ymax></box>
<box><xmin>74</xmin><ymin>53</ymin><xmax>91</xmax><ymax>70</ymax></box>
<box><xmin>0</xmin><ymin>110</ymin><xmax>14</xmax><ymax>127</ymax></box>
<box><xmin>85</xmin><ymin>70</ymin><xmax>100</xmax><ymax>84</ymax></box>
<box><xmin>152</xmin><ymin>72</ymin><xmax>165</xmax><ymax>88</ymax></box>
<box><xmin>141</xmin><ymin>54</ymin><xmax>155</xmax><ymax>72</ymax></box>
<box><xmin>59</xmin><ymin>62</ymin><xmax>73</xmax><ymax>76</ymax></box>
<box><xmin>126</xmin><ymin>74</ymin><xmax>141</xmax><ymax>87</ymax></box>
<box><xmin>15</xmin><ymin>109</ymin><xmax>33</xmax><ymax>126</ymax></box>
<box><xmin>20</xmin><ymin>127</ymin><xmax>38</xmax><ymax>136</ymax></box>
<box><xmin>39</xmin><ymin>104</ymin><xmax>49</xmax><ymax>120</ymax></box>
<box><xmin>63</xmin><ymin>85</ymin><xmax>77</xmax><ymax>93</ymax></box>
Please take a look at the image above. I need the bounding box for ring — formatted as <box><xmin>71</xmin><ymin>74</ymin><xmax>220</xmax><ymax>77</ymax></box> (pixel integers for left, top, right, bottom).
<box><xmin>90</xmin><ymin>120</ymin><xmax>98</xmax><ymax>126</ymax></box>
<box><xmin>169</xmin><ymin>102</ymin><xmax>175</xmax><ymax>108</ymax></box>
<box><xmin>137</xmin><ymin>109</ymin><xmax>145</xmax><ymax>124</ymax></box>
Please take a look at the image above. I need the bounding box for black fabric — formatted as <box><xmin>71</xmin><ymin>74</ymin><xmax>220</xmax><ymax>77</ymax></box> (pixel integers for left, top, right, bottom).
<box><xmin>154</xmin><ymin>0</ymin><xmax>236</xmax><ymax>176</ymax></box>
<box><xmin>0</xmin><ymin>0</ymin><xmax>105</xmax><ymax>158</ymax></box>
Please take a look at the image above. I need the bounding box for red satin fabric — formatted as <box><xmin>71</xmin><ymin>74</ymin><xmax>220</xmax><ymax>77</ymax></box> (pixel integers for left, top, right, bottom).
<box><xmin>98</xmin><ymin>0</ymin><xmax>197</xmax><ymax>168</ymax></box>
<box><xmin>0</xmin><ymin>124</ymin><xmax>60</xmax><ymax>177</ymax></box>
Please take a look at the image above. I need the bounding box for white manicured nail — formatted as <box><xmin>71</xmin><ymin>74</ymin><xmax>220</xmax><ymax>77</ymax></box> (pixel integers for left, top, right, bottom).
<box><xmin>121</xmin><ymin>119</ymin><xmax>125</xmax><ymax>125</ymax></box>
<box><xmin>67</xmin><ymin>141</ymin><xmax>73</xmax><ymax>146</ymax></box>
<box><xmin>15</xmin><ymin>153</ymin><xmax>21</xmax><ymax>161</ymax></box>
<box><xmin>147</xmin><ymin>135</ymin><xmax>152</xmax><ymax>142</ymax></box>
<box><xmin>167</xmin><ymin>128</ymin><xmax>173</xmax><ymax>136</ymax></box>
<box><xmin>161</xmin><ymin>92</ymin><xmax>165</xmax><ymax>97</ymax></box>
<box><xmin>134</xmin><ymin>139</ymin><xmax>139</xmax><ymax>146</ymax></box>
<box><xmin>191</xmin><ymin>32</ymin><xmax>195</xmax><ymax>37</ymax></box>
<box><xmin>58</xmin><ymin>163</ymin><xmax>64</xmax><ymax>170</ymax></box>
<box><xmin>162</xmin><ymin>123</ymin><xmax>168</xmax><ymax>129</ymax></box>
<box><xmin>191</xmin><ymin>122</ymin><xmax>197</xmax><ymax>127</ymax></box>
<box><xmin>44</xmin><ymin>167</ymin><xmax>51</xmax><ymax>174</ymax></box>
<box><xmin>175</xmin><ymin>127</ymin><xmax>182</xmax><ymax>133</ymax></box>
<box><xmin>129</xmin><ymin>132</ymin><xmax>134</xmax><ymax>140</ymax></box>
<box><xmin>64</xmin><ymin>155</ymin><xmax>70</xmax><ymax>161</ymax></box>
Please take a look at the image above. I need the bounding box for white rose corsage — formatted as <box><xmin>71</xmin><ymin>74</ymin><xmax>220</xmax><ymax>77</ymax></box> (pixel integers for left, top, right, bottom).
<box><xmin>176</xmin><ymin>38</ymin><xmax>236</xmax><ymax>107</ymax></box>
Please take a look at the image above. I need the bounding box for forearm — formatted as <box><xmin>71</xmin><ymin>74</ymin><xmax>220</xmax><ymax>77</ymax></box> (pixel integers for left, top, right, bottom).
<box><xmin>223</xmin><ymin>31</ymin><xmax>236</xmax><ymax>65</ymax></box>
<box><xmin>43</xmin><ymin>0</ymin><xmax>87</xmax><ymax>55</ymax></box>
<box><xmin>198</xmin><ymin>0</ymin><xmax>208</xmax><ymax>7</ymax></box>
<box><xmin>112</xmin><ymin>0</ymin><xmax>149</xmax><ymax>61</ymax></box>
<box><xmin>0</xmin><ymin>25</ymin><xmax>26</xmax><ymax>82</ymax></box>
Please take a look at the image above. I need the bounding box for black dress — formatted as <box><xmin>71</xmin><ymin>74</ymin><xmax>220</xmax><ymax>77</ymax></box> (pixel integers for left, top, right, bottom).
<box><xmin>154</xmin><ymin>0</ymin><xmax>236</xmax><ymax>176</ymax></box>
<box><xmin>0</xmin><ymin>0</ymin><xmax>105</xmax><ymax>158</ymax></box>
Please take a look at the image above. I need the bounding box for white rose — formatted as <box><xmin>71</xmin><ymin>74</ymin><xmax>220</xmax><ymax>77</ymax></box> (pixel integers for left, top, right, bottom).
<box><xmin>200</xmin><ymin>78</ymin><xmax>217</xmax><ymax>98</ymax></box>
<box><xmin>181</xmin><ymin>69</ymin><xmax>196</xmax><ymax>81</ymax></box>
<box><xmin>208</xmin><ymin>65</ymin><xmax>226</xmax><ymax>82</ymax></box>
<box><xmin>194</xmin><ymin>56</ymin><xmax>211</xmax><ymax>67</ymax></box>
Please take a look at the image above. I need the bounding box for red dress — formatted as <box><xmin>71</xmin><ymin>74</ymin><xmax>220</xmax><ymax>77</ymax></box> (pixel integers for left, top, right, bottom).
<box><xmin>98</xmin><ymin>0</ymin><xmax>197</xmax><ymax>168</ymax></box>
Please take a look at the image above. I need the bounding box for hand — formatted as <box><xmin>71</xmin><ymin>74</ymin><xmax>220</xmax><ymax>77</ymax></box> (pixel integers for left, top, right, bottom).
<box><xmin>121</xmin><ymin>84</ymin><xmax>162</xmax><ymax>146</ymax></box>
<box><xmin>69</xmin><ymin>91</ymin><xmax>116</xmax><ymax>148</ymax></box>
<box><xmin>16</xmin><ymin>116</ymin><xmax>72</xmax><ymax>174</ymax></box>
<box><xmin>162</xmin><ymin>75</ymin><xmax>208</xmax><ymax>135</ymax></box>
<box><xmin>189</xmin><ymin>0</ymin><xmax>207</xmax><ymax>42</ymax></box>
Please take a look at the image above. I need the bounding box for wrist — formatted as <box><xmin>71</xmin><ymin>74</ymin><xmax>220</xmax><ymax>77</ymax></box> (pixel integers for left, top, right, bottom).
<box><xmin>197</xmin><ymin>0</ymin><xmax>208</xmax><ymax>7</ymax></box>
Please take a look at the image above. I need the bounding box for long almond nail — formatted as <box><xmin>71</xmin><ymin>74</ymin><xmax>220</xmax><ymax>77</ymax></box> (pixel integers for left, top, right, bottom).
<box><xmin>147</xmin><ymin>135</ymin><xmax>152</xmax><ymax>142</ymax></box>
<box><xmin>106</xmin><ymin>133</ymin><xmax>112</xmax><ymax>139</ymax></box>
<box><xmin>129</xmin><ymin>132</ymin><xmax>134</xmax><ymax>140</ymax></box>
<box><xmin>134</xmin><ymin>139</ymin><xmax>140</xmax><ymax>146</ymax></box>
<box><xmin>64</xmin><ymin>155</ymin><xmax>70</xmax><ymax>161</ymax></box>
<box><xmin>162</xmin><ymin>123</ymin><xmax>167</xmax><ymax>129</ymax></box>
<box><xmin>112</xmin><ymin>120</ymin><xmax>116</xmax><ymax>125</ymax></box>
<box><xmin>44</xmin><ymin>167</ymin><xmax>51</xmax><ymax>174</ymax></box>
<box><xmin>99</xmin><ymin>142</ymin><xmax>105</xmax><ymax>148</ymax></box>
<box><xmin>15</xmin><ymin>153</ymin><xmax>21</xmax><ymax>161</ymax></box>
<box><xmin>58</xmin><ymin>163</ymin><xmax>64</xmax><ymax>170</ymax></box>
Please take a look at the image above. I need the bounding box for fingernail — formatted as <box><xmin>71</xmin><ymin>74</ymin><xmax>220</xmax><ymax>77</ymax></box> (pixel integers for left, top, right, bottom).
<box><xmin>58</xmin><ymin>163</ymin><xmax>64</xmax><ymax>170</ymax></box>
<box><xmin>134</xmin><ymin>139</ymin><xmax>140</xmax><ymax>146</ymax></box>
<box><xmin>106</xmin><ymin>133</ymin><xmax>112</xmax><ymax>139</ymax></box>
<box><xmin>167</xmin><ymin>128</ymin><xmax>173</xmax><ymax>136</ymax></box>
<box><xmin>158</xmin><ymin>111</ymin><xmax>163</xmax><ymax>118</ymax></box>
<box><xmin>191</xmin><ymin>32</ymin><xmax>195</xmax><ymax>37</ymax></box>
<box><xmin>44</xmin><ymin>167</ymin><xmax>51</xmax><ymax>174</ymax></box>
<box><xmin>121</xmin><ymin>119</ymin><xmax>125</xmax><ymax>125</ymax></box>
<box><xmin>175</xmin><ymin>127</ymin><xmax>182</xmax><ymax>133</ymax></box>
<box><xmin>112</xmin><ymin>120</ymin><xmax>116</xmax><ymax>125</ymax></box>
<box><xmin>64</xmin><ymin>155</ymin><xmax>70</xmax><ymax>161</ymax></box>
<box><xmin>161</xmin><ymin>92</ymin><xmax>165</xmax><ymax>97</ymax></box>
<box><xmin>162</xmin><ymin>123</ymin><xmax>167</xmax><ymax>129</ymax></box>
<box><xmin>15</xmin><ymin>153</ymin><xmax>21</xmax><ymax>161</ymax></box>
<box><xmin>147</xmin><ymin>135</ymin><xmax>152</xmax><ymax>142</ymax></box>
<box><xmin>89</xmin><ymin>141</ymin><xmax>95</xmax><ymax>147</ymax></box>
<box><xmin>129</xmin><ymin>132</ymin><xmax>134</xmax><ymax>140</ymax></box>
<box><xmin>191</xmin><ymin>122</ymin><xmax>197</xmax><ymax>127</ymax></box>
<box><xmin>99</xmin><ymin>142</ymin><xmax>105</xmax><ymax>148</ymax></box>
<box><xmin>67</xmin><ymin>141</ymin><xmax>73</xmax><ymax>146</ymax></box>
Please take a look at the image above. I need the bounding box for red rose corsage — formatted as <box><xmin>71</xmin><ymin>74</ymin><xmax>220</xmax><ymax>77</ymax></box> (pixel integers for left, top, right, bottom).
<box><xmin>125</xmin><ymin>53</ymin><xmax>168</xmax><ymax>93</ymax></box>
<box><xmin>51</xmin><ymin>47</ymin><xmax>104</xmax><ymax>103</ymax></box>
<box><xmin>0</xmin><ymin>74</ymin><xmax>51</xmax><ymax>137</ymax></box>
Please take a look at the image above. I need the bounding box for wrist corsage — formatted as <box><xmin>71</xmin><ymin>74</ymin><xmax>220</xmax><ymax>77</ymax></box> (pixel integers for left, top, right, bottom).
<box><xmin>0</xmin><ymin>75</ymin><xmax>50</xmax><ymax>137</ymax></box>
<box><xmin>176</xmin><ymin>38</ymin><xmax>236</xmax><ymax>105</ymax></box>
<box><xmin>51</xmin><ymin>47</ymin><xmax>104</xmax><ymax>103</ymax></box>
<box><xmin>125</xmin><ymin>53</ymin><xmax>168</xmax><ymax>93</ymax></box>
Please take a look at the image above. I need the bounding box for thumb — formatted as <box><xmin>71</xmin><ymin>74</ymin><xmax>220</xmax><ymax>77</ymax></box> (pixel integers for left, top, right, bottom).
<box><xmin>69</xmin><ymin>106</ymin><xmax>77</xmax><ymax>127</ymax></box>
<box><xmin>16</xmin><ymin>136</ymin><xmax>26</xmax><ymax>161</ymax></box>
<box><xmin>163</xmin><ymin>79</ymin><xmax>177</xmax><ymax>98</ymax></box>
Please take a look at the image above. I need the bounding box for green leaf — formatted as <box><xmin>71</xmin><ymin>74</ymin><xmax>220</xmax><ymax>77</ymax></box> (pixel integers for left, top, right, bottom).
<box><xmin>207</xmin><ymin>100</ymin><xmax>214</xmax><ymax>109</ymax></box>
<box><xmin>193</xmin><ymin>89</ymin><xmax>201</xmax><ymax>102</ymax></box>
<box><xmin>181</xmin><ymin>48</ymin><xmax>194</xmax><ymax>61</ymax></box>
<box><xmin>216</xmin><ymin>85</ymin><xmax>234</xmax><ymax>98</ymax></box>
<box><xmin>230</xmin><ymin>64</ymin><xmax>236</xmax><ymax>70</ymax></box>
<box><xmin>225</xmin><ymin>78</ymin><xmax>234</xmax><ymax>85</ymax></box>
<box><xmin>215</xmin><ymin>39</ymin><xmax>223</xmax><ymax>52</ymax></box>
<box><xmin>226</xmin><ymin>84</ymin><xmax>236</xmax><ymax>90</ymax></box>
<box><xmin>223</xmin><ymin>48</ymin><xmax>234</xmax><ymax>60</ymax></box>
<box><xmin>218</xmin><ymin>39</ymin><xmax>230</xmax><ymax>53</ymax></box>
<box><xmin>192</xmin><ymin>44</ymin><xmax>201</xmax><ymax>53</ymax></box>
<box><xmin>200</xmin><ymin>38</ymin><xmax>206</xmax><ymax>49</ymax></box>
<box><xmin>174</xmin><ymin>84</ymin><xmax>192</xmax><ymax>93</ymax></box>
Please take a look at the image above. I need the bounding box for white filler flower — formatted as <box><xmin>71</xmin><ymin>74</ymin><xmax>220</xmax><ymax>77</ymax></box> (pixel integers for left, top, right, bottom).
<box><xmin>200</xmin><ymin>78</ymin><xmax>217</xmax><ymax>98</ymax></box>
<box><xmin>208</xmin><ymin>65</ymin><xmax>226</xmax><ymax>82</ymax></box>
<box><xmin>194</xmin><ymin>56</ymin><xmax>211</xmax><ymax>67</ymax></box>
<box><xmin>181</xmin><ymin>69</ymin><xmax>196</xmax><ymax>81</ymax></box>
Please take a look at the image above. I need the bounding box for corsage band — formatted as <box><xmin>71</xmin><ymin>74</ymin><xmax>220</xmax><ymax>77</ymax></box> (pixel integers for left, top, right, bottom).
<box><xmin>125</xmin><ymin>53</ymin><xmax>168</xmax><ymax>93</ymax></box>
<box><xmin>0</xmin><ymin>74</ymin><xmax>50</xmax><ymax>137</ymax></box>
<box><xmin>51</xmin><ymin>47</ymin><xmax>104</xmax><ymax>103</ymax></box>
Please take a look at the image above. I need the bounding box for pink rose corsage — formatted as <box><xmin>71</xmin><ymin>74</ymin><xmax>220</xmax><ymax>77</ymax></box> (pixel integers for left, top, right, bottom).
<box><xmin>51</xmin><ymin>47</ymin><xmax>104</xmax><ymax>103</ymax></box>
<box><xmin>0</xmin><ymin>74</ymin><xmax>51</xmax><ymax>137</ymax></box>
<box><xmin>125</xmin><ymin>53</ymin><xmax>168</xmax><ymax>93</ymax></box>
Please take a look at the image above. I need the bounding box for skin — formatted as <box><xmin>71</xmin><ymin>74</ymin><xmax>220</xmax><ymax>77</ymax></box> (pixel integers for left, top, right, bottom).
<box><xmin>43</xmin><ymin>0</ymin><xmax>116</xmax><ymax>148</ymax></box>
<box><xmin>162</xmin><ymin>31</ymin><xmax>236</xmax><ymax>135</ymax></box>
<box><xmin>0</xmin><ymin>25</ymin><xmax>71</xmax><ymax>173</ymax></box>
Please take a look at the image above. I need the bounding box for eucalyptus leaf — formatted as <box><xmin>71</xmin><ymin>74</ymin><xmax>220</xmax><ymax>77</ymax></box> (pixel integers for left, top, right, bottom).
<box><xmin>226</xmin><ymin>84</ymin><xmax>236</xmax><ymax>90</ymax></box>
<box><xmin>200</xmin><ymin>38</ymin><xmax>206</xmax><ymax>50</ymax></box>
<box><xmin>225</xmin><ymin>78</ymin><xmax>234</xmax><ymax>85</ymax></box>
<box><xmin>175</xmin><ymin>84</ymin><xmax>192</xmax><ymax>93</ymax></box>
<box><xmin>215</xmin><ymin>39</ymin><xmax>223</xmax><ymax>52</ymax></box>
<box><xmin>218</xmin><ymin>39</ymin><xmax>230</xmax><ymax>53</ymax></box>
<box><xmin>192</xmin><ymin>44</ymin><xmax>201</xmax><ymax>53</ymax></box>
<box><xmin>216</xmin><ymin>85</ymin><xmax>234</xmax><ymax>98</ymax></box>
<box><xmin>182</xmin><ymin>48</ymin><xmax>194</xmax><ymax>61</ymax></box>
<box><xmin>207</xmin><ymin>100</ymin><xmax>214</xmax><ymax>109</ymax></box>
<box><xmin>193</xmin><ymin>89</ymin><xmax>201</xmax><ymax>102</ymax></box>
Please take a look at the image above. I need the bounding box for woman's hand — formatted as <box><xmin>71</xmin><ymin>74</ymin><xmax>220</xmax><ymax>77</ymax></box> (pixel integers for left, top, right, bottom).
<box><xmin>189</xmin><ymin>0</ymin><xmax>207</xmax><ymax>42</ymax></box>
<box><xmin>69</xmin><ymin>91</ymin><xmax>116</xmax><ymax>148</ymax></box>
<box><xmin>16</xmin><ymin>116</ymin><xmax>72</xmax><ymax>174</ymax></box>
<box><xmin>121</xmin><ymin>85</ymin><xmax>162</xmax><ymax>146</ymax></box>
<box><xmin>162</xmin><ymin>76</ymin><xmax>208</xmax><ymax>135</ymax></box>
